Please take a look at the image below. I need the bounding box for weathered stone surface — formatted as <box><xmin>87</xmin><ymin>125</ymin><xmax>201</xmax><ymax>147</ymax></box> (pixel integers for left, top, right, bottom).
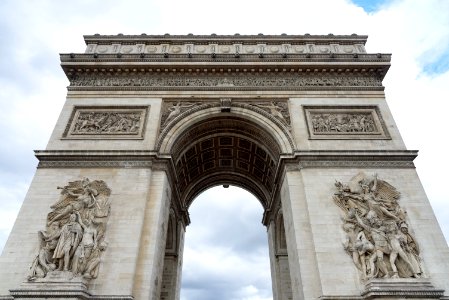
<box><xmin>1</xmin><ymin>34</ymin><xmax>449</xmax><ymax>300</ymax></box>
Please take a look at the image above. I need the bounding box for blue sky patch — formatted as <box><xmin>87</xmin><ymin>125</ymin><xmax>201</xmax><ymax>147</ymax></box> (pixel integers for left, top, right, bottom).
<box><xmin>351</xmin><ymin>0</ymin><xmax>391</xmax><ymax>13</ymax></box>
<box><xmin>422</xmin><ymin>53</ymin><xmax>449</xmax><ymax>75</ymax></box>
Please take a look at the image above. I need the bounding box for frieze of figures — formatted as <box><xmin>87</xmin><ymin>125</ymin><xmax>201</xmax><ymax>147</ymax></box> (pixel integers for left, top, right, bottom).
<box><xmin>28</xmin><ymin>178</ymin><xmax>111</xmax><ymax>281</ymax></box>
<box><xmin>64</xmin><ymin>107</ymin><xmax>147</xmax><ymax>139</ymax></box>
<box><xmin>69</xmin><ymin>72</ymin><xmax>383</xmax><ymax>88</ymax></box>
<box><xmin>311</xmin><ymin>112</ymin><xmax>377</xmax><ymax>133</ymax></box>
<box><xmin>333</xmin><ymin>172</ymin><xmax>424</xmax><ymax>280</ymax></box>
<box><xmin>304</xmin><ymin>107</ymin><xmax>388</xmax><ymax>139</ymax></box>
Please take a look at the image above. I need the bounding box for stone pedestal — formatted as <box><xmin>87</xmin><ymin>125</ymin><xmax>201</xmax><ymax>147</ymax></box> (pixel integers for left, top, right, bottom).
<box><xmin>9</xmin><ymin>271</ymin><xmax>90</xmax><ymax>300</ymax></box>
<box><xmin>361</xmin><ymin>279</ymin><xmax>445</xmax><ymax>299</ymax></box>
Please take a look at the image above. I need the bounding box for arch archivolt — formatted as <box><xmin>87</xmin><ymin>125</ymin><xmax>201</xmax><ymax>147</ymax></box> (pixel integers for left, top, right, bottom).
<box><xmin>157</xmin><ymin>100</ymin><xmax>295</xmax><ymax>154</ymax></box>
<box><xmin>156</xmin><ymin>99</ymin><xmax>295</xmax><ymax>215</ymax></box>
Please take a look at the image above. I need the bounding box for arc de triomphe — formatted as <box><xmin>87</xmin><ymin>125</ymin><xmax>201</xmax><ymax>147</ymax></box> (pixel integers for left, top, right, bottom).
<box><xmin>1</xmin><ymin>34</ymin><xmax>449</xmax><ymax>300</ymax></box>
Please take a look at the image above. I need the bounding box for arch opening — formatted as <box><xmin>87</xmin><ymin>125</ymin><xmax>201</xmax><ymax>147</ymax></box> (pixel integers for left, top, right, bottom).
<box><xmin>180</xmin><ymin>186</ymin><xmax>273</xmax><ymax>300</ymax></box>
<box><xmin>158</xmin><ymin>106</ymin><xmax>294</xmax><ymax>300</ymax></box>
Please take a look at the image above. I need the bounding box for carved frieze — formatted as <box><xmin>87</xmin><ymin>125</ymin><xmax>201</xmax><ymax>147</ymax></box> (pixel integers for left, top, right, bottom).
<box><xmin>28</xmin><ymin>178</ymin><xmax>111</xmax><ymax>281</ymax></box>
<box><xmin>304</xmin><ymin>106</ymin><xmax>389</xmax><ymax>139</ymax></box>
<box><xmin>157</xmin><ymin>99</ymin><xmax>294</xmax><ymax>151</ymax></box>
<box><xmin>69</xmin><ymin>72</ymin><xmax>383</xmax><ymax>89</ymax></box>
<box><xmin>86</xmin><ymin>42</ymin><xmax>367</xmax><ymax>55</ymax></box>
<box><xmin>333</xmin><ymin>172</ymin><xmax>424</xmax><ymax>280</ymax></box>
<box><xmin>64</xmin><ymin>106</ymin><xmax>148</xmax><ymax>139</ymax></box>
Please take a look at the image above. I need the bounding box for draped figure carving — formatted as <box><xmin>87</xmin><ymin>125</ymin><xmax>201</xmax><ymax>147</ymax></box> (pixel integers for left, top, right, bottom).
<box><xmin>28</xmin><ymin>178</ymin><xmax>111</xmax><ymax>281</ymax></box>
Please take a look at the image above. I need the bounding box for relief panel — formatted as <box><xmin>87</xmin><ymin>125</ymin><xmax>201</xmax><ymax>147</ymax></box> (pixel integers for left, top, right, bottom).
<box><xmin>63</xmin><ymin>106</ymin><xmax>149</xmax><ymax>139</ymax></box>
<box><xmin>27</xmin><ymin>178</ymin><xmax>111</xmax><ymax>282</ymax></box>
<box><xmin>304</xmin><ymin>106</ymin><xmax>389</xmax><ymax>139</ymax></box>
<box><xmin>333</xmin><ymin>172</ymin><xmax>424</xmax><ymax>281</ymax></box>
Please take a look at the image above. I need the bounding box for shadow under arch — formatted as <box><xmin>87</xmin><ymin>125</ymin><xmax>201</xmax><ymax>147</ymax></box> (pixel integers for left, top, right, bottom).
<box><xmin>156</xmin><ymin>103</ymin><xmax>295</xmax><ymax>219</ymax></box>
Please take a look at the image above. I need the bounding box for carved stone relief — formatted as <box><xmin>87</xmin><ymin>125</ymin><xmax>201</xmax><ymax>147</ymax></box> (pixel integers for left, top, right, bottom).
<box><xmin>333</xmin><ymin>172</ymin><xmax>424</xmax><ymax>281</ymax></box>
<box><xmin>28</xmin><ymin>178</ymin><xmax>111</xmax><ymax>281</ymax></box>
<box><xmin>64</xmin><ymin>107</ymin><xmax>148</xmax><ymax>139</ymax></box>
<box><xmin>85</xmin><ymin>42</ymin><xmax>367</xmax><ymax>55</ymax></box>
<box><xmin>160</xmin><ymin>101</ymin><xmax>202</xmax><ymax>130</ymax></box>
<box><xmin>69</xmin><ymin>72</ymin><xmax>383</xmax><ymax>89</ymax></box>
<box><xmin>158</xmin><ymin>99</ymin><xmax>294</xmax><ymax>151</ymax></box>
<box><xmin>304</xmin><ymin>106</ymin><xmax>389</xmax><ymax>139</ymax></box>
<box><xmin>253</xmin><ymin>101</ymin><xmax>291</xmax><ymax>127</ymax></box>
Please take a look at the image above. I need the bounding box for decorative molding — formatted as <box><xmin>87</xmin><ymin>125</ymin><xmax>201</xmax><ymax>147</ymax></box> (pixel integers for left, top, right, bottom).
<box><xmin>361</xmin><ymin>279</ymin><xmax>444</xmax><ymax>299</ymax></box>
<box><xmin>220</xmin><ymin>98</ymin><xmax>231</xmax><ymax>112</ymax></box>
<box><xmin>34</xmin><ymin>150</ymin><xmax>172</xmax><ymax>169</ymax></box>
<box><xmin>38</xmin><ymin>161</ymin><xmax>154</xmax><ymax>168</ymax></box>
<box><xmin>303</xmin><ymin>105</ymin><xmax>390</xmax><ymax>139</ymax></box>
<box><xmin>68</xmin><ymin>73</ymin><xmax>383</xmax><ymax>90</ymax></box>
<box><xmin>298</xmin><ymin>160</ymin><xmax>415</xmax><ymax>169</ymax></box>
<box><xmin>63</xmin><ymin>106</ymin><xmax>149</xmax><ymax>140</ymax></box>
<box><xmin>84</xmin><ymin>41</ymin><xmax>368</xmax><ymax>55</ymax></box>
<box><xmin>8</xmin><ymin>287</ymin><xmax>134</xmax><ymax>300</ymax></box>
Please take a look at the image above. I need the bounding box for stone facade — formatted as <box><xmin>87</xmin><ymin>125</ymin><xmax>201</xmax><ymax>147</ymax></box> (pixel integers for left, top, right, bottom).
<box><xmin>1</xmin><ymin>34</ymin><xmax>449</xmax><ymax>300</ymax></box>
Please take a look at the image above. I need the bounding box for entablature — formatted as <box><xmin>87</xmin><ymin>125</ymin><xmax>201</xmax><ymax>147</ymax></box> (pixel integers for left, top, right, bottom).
<box><xmin>60</xmin><ymin>34</ymin><xmax>390</xmax><ymax>91</ymax></box>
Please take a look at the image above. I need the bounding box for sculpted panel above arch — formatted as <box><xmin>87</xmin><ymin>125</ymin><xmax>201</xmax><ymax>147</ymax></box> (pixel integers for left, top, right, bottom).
<box><xmin>157</xmin><ymin>98</ymin><xmax>294</xmax><ymax>154</ymax></box>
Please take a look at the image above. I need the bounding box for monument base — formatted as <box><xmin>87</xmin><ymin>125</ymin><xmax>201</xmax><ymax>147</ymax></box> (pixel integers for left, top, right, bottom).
<box><xmin>7</xmin><ymin>271</ymin><xmax>132</xmax><ymax>300</ymax></box>
<box><xmin>361</xmin><ymin>278</ymin><xmax>445</xmax><ymax>299</ymax></box>
<box><xmin>319</xmin><ymin>278</ymin><xmax>445</xmax><ymax>300</ymax></box>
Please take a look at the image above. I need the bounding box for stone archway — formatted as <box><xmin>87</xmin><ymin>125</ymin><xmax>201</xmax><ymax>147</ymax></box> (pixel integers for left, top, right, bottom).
<box><xmin>157</xmin><ymin>101</ymin><xmax>295</xmax><ymax>300</ymax></box>
<box><xmin>1</xmin><ymin>34</ymin><xmax>449</xmax><ymax>300</ymax></box>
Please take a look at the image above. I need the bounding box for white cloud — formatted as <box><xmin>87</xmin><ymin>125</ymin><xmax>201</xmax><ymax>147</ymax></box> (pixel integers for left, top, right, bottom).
<box><xmin>182</xmin><ymin>187</ymin><xmax>271</xmax><ymax>300</ymax></box>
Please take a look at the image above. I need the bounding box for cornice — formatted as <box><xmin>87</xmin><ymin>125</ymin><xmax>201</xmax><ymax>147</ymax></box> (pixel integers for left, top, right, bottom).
<box><xmin>292</xmin><ymin>150</ymin><xmax>418</xmax><ymax>168</ymax></box>
<box><xmin>34</xmin><ymin>150</ymin><xmax>417</xmax><ymax>164</ymax></box>
<box><xmin>61</xmin><ymin>53</ymin><xmax>390</xmax><ymax>64</ymax></box>
<box><xmin>35</xmin><ymin>150</ymin><xmax>161</xmax><ymax>168</ymax></box>
<box><xmin>83</xmin><ymin>33</ymin><xmax>368</xmax><ymax>45</ymax></box>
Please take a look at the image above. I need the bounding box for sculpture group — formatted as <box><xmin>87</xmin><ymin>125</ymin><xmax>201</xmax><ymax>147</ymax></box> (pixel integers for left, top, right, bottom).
<box><xmin>28</xmin><ymin>178</ymin><xmax>111</xmax><ymax>281</ymax></box>
<box><xmin>311</xmin><ymin>113</ymin><xmax>377</xmax><ymax>133</ymax></box>
<box><xmin>333</xmin><ymin>172</ymin><xmax>423</xmax><ymax>280</ymax></box>
<box><xmin>72</xmin><ymin>111</ymin><xmax>142</xmax><ymax>134</ymax></box>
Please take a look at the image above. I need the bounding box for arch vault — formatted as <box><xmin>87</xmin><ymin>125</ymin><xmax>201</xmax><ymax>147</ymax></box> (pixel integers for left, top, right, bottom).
<box><xmin>1</xmin><ymin>34</ymin><xmax>449</xmax><ymax>300</ymax></box>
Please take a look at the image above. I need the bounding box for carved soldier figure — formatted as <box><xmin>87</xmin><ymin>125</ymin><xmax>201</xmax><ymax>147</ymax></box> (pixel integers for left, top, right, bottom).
<box><xmin>52</xmin><ymin>213</ymin><xmax>83</xmax><ymax>271</ymax></box>
<box><xmin>355</xmin><ymin>211</ymin><xmax>390</xmax><ymax>278</ymax></box>
<box><xmin>400</xmin><ymin>223</ymin><xmax>424</xmax><ymax>276</ymax></box>
<box><xmin>27</xmin><ymin>222</ymin><xmax>60</xmax><ymax>281</ymax></box>
<box><xmin>385</xmin><ymin>221</ymin><xmax>419</xmax><ymax>278</ymax></box>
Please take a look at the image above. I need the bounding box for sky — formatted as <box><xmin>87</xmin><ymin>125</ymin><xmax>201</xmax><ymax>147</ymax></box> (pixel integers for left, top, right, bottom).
<box><xmin>0</xmin><ymin>0</ymin><xmax>448</xmax><ymax>299</ymax></box>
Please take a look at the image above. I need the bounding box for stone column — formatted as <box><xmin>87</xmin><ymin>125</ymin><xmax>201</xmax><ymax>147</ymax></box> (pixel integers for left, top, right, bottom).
<box><xmin>133</xmin><ymin>170</ymin><xmax>172</xmax><ymax>300</ymax></box>
<box><xmin>280</xmin><ymin>169</ymin><xmax>321</xmax><ymax>300</ymax></box>
<box><xmin>267</xmin><ymin>221</ymin><xmax>281</xmax><ymax>300</ymax></box>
